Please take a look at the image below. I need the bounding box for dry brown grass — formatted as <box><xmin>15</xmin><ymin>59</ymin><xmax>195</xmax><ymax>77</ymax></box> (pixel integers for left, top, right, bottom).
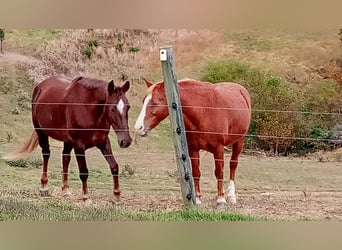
<box><xmin>27</xmin><ymin>29</ymin><xmax>159</xmax><ymax>83</ymax></box>
<box><xmin>307</xmin><ymin>148</ymin><xmax>342</xmax><ymax>163</ymax></box>
<box><xmin>27</xmin><ymin>29</ymin><xmax>226</xmax><ymax>82</ymax></box>
<box><xmin>223</xmin><ymin>29</ymin><xmax>342</xmax><ymax>85</ymax></box>
<box><xmin>26</xmin><ymin>29</ymin><xmax>342</xmax><ymax>95</ymax></box>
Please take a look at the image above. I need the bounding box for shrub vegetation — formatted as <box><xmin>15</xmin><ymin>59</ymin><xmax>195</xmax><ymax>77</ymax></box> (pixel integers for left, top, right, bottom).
<box><xmin>201</xmin><ymin>59</ymin><xmax>341</xmax><ymax>155</ymax></box>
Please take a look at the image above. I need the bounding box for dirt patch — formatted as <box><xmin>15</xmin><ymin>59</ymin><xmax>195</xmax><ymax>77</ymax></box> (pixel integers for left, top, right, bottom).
<box><xmin>0</xmin><ymin>51</ymin><xmax>39</xmax><ymax>65</ymax></box>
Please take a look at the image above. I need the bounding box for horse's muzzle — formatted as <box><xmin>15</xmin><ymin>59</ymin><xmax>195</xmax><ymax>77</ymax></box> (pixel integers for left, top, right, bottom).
<box><xmin>119</xmin><ymin>138</ymin><xmax>132</xmax><ymax>148</ymax></box>
<box><xmin>136</xmin><ymin>129</ymin><xmax>148</xmax><ymax>137</ymax></box>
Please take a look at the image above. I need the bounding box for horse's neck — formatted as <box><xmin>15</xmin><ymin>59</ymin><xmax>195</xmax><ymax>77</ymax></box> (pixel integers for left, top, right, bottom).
<box><xmin>97</xmin><ymin>110</ymin><xmax>110</xmax><ymax>129</ymax></box>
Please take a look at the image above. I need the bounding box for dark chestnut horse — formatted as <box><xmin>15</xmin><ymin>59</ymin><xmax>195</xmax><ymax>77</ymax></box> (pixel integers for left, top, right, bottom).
<box><xmin>134</xmin><ymin>79</ymin><xmax>251</xmax><ymax>205</ymax></box>
<box><xmin>5</xmin><ymin>75</ymin><xmax>132</xmax><ymax>201</ymax></box>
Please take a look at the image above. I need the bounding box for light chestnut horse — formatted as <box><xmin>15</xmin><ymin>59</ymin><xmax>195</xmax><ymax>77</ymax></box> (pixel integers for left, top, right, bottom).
<box><xmin>5</xmin><ymin>75</ymin><xmax>132</xmax><ymax>201</ymax></box>
<box><xmin>134</xmin><ymin>79</ymin><xmax>251</xmax><ymax>205</ymax></box>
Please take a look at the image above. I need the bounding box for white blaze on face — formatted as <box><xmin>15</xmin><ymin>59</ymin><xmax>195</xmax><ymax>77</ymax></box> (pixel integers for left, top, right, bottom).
<box><xmin>117</xmin><ymin>99</ymin><xmax>125</xmax><ymax>115</ymax></box>
<box><xmin>134</xmin><ymin>94</ymin><xmax>152</xmax><ymax>134</ymax></box>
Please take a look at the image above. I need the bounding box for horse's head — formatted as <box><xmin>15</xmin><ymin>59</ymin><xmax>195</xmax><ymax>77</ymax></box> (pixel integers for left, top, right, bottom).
<box><xmin>105</xmin><ymin>80</ymin><xmax>132</xmax><ymax>148</ymax></box>
<box><xmin>134</xmin><ymin>79</ymin><xmax>169</xmax><ymax>137</ymax></box>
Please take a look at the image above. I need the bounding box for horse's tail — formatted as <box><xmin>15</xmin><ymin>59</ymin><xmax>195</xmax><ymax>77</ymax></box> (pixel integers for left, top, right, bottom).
<box><xmin>2</xmin><ymin>130</ymin><xmax>39</xmax><ymax>161</ymax></box>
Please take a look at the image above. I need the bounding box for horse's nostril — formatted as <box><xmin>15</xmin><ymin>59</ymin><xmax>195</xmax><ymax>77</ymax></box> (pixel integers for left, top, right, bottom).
<box><xmin>119</xmin><ymin>138</ymin><xmax>131</xmax><ymax>148</ymax></box>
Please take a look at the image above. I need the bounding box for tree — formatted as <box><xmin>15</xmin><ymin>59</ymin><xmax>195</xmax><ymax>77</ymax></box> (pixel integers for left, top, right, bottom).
<box><xmin>0</xmin><ymin>29</ymin><xmax>4</xmax><ymax>54</ymax></box>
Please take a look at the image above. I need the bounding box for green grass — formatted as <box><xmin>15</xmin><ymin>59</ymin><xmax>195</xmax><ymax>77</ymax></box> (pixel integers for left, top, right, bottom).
<box><xmin>0</xmin><ymin>63</ymin><xmax>34</xmax><ymax>150</ymax></box>
<box><xmin>4</xmin><ymin>29</ymin><xmax>66</xmax><ymax>54</ymax></box>
<box><xmin>0</xmin><ymin>197</ymin><xmax>262</xmax><ymax>221</ymax></box>
<box><xmin>224</xmin><ymin>31</ymin><xmax>281</xmax><ymax>52</ymax></box>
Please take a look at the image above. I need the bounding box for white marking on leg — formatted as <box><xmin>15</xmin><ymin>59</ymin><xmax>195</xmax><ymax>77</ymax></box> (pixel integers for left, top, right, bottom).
<box><xmin>117</xmin><ymin>99</ymin><xmax>125</xmax><ymax>114</ymax></box>
<box><xmin>196</xmin><ymin>197</ymin><xmax>202</xmax><ymax>205</ymax></box>
<box><xmin>217</xmin><ymin>196</ymin><xmax>227</xmax><ymax>204</ymax></box>
<box><xmin>62</xmin><ymin>188</ymin><xmax>72</xmax><ymax>197</ymax></box>
<box><xmin>134</xmin><ymin>94</ymin><xmax>152</xmax><ymax>135</ymax></box>
<box><xmin>227</xmin><ymin>180</ymin><xmax>237</xmax><ymax>204</ymax></box>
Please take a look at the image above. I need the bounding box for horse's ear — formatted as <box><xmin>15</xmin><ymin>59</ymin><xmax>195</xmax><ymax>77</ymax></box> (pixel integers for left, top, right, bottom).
<box><xmin>108</xmin><ymin>80</ymin><xmax>116</xmax><ymax>94</ymax></box>
<box><xmin>142</xmin><ymin>77</ymin><xmax>153</xmax><ymax>88</ymax></box>
<box><xmin>122</xmin><ymin>80</ymin><xmax>130</xmax><ymax>93</ymax></box>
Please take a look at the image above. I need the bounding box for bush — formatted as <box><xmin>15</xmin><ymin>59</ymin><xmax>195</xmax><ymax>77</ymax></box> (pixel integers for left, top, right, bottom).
<box><xmin>83</xmin><ymin>46</ymin><xmax>92</xmax><ymax>58</ymax></box>
<box><xmin>202</xmin><ymin>60</ymin><xmax>263</xmax><ymax>85</ymax></box>
<box><xmin>301</xmin><ymin>79</ymin><xmax>341</xmax><ymax>129</ymax></box>
<box><xmin>129</xmin><ymin>46</ymin><xmax>140</xmax><ymax>53</ymax></box>
<box><xmin>87</xmin><ymin>39</ymin><xmax>98</xmax><ymax>48</ymax></box>
<box><xmin>83</xmin><ymin>39</ymin><xmax>98</xmax><ymax>58</ymax></box>
<box><xmin>201</xmin><ymin>59</ymin><xmax>340</xmax><ymax>155</ymax></box>
<box><xmin>5</xmin><ymin>158</ymin><xmax>42</xmax><ymax>168</ymax></box>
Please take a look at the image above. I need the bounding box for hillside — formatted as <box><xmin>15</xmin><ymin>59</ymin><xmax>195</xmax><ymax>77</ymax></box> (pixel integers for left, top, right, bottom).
<box><xmin>1</xmin><ymin>29</ymin><xmax>341</xmax><ymax>155</ymax></box>
<box><xmin>1</xmin><ymin>29</ymin><xmax>342</xmax><ymax>221</ymax></box>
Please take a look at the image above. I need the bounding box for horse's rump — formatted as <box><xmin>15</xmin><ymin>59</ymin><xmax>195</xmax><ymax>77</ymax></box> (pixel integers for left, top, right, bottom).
<box><xmin>179</xmin><ymin>81</ymin><xmax>251</xmax><ymax>145</ymax></box>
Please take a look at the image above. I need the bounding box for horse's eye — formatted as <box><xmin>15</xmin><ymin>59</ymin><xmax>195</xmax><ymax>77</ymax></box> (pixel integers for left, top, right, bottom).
<box><xmin>110</xmin><ymin>108</ymin><xmax>116</xmax><ymax>112</ymax></box>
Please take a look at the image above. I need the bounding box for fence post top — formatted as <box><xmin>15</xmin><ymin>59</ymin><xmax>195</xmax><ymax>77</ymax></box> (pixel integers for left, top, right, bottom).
<box><xmin>159</xmin><ymin>46</ymin><xmax>172</xmax><ymax>50</ymax></box>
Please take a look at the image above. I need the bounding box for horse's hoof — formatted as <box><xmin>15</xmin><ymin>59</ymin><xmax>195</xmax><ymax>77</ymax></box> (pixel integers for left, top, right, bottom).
<box><xmin>195</xmin><ymin>197</ymin><xmax>202</xmax><ymax>206</ymax></box>
<box><xmin>62</xmin><ymin>190</ymin><xmax>72</xmax><ymax>197</ymax></box>
<box><xmin>39</xmin><ymin>188</ymin><xmax>50</xmax><ymax>197</ymax></box>
<box><xmin>82</xmin><ymin>194</ymin><xmax>90</xmax><ymax>201</ymax></box>
<box><xmin>114</xmin><ymin>194</ymin><xmax>121</xmax><ymax>202</ymax></box>
<box><xmin>216</xmin><ymin>197</ymin><xmax>227</xmax><ymax>208</ymax></box>
<box><xmin>83</xmin><ymin>198</ymin><xmax>93</xmax><ymax>206</ymax></box>
<box><xmin>82</xmin><ymin>195</ymin><xmax>92</xmax><ymax>205</ymax></box>
<box><xmin>228</xmin><ymin>196</ymin><xmax>237</xmax><ymax>204</ymax></box>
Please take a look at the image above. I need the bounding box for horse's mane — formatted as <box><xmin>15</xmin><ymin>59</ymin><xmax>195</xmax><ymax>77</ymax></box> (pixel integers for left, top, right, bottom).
<box><xmin>146</xmin><ymin>78</ymin><xmax>198</xmax><ymax>95</ymax></box>
<box><xmin>71</xmin><ymin>76</ymin><xmax>107</xmax><ymax>89</ymax></box>
<box><xmin>64</xmin><ymin>76</ymin><xmax>107</xmax><ymax>101</ymax></box>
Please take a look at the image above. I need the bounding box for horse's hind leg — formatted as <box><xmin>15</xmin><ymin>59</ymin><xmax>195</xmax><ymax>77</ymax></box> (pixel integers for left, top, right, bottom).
<box><xmin>62</xmin><ymin>142</ymin><xmax>73</xmax><ymax>197</ymax></box>
<box><xmin>37</xmin><ymin>130</ymin><xmax>50</xmax><ymax>196</ymax></box>
<box><xmin>213</xmin><ymin>146</ymin><xmax>227</xmax><ymax>205</ymax></box>
<box><xmin>227</xmin><ymin>140</ymin><xmax>244</xmax><ymax>204</ymax></box>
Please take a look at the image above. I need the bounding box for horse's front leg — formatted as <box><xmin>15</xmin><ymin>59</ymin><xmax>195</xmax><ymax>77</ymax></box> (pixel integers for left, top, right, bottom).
<box><xmin>189</xmin><ymin>149</ymin><xmax>201</xmax><ymax>205</ymax></box>
<box><xmin>62</xmin><ymin>142</ymin><xmax>73</xmax><ymax>196</ymax></box>
<box><xmin>74</xmin><ymin>146</ymin><xmax>89</xmax><ymax>201</ymax></box>
<box><xmin>213</xmin><ymin>146</ymin><xmax>227</xmax><ymax>205</ymax></box>
<box><xmin>97</xmin><ymin>138</ymin><xmax>120</xmax><ymax>201</ymax></box>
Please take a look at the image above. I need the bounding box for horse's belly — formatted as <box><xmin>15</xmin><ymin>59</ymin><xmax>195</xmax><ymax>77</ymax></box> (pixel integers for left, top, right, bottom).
<box><xmin>186</xmin><ymin>125</ymin><xmax>249</xmax><ymax>150</ymax></box>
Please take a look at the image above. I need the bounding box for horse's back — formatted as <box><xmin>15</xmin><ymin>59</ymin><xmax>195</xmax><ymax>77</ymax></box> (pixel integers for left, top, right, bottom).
<box><xmin>33</xmin><ymin>75</ymin><xmax>72</xmax><ymax>103</ymax></box>
<box><xmin>32</xmin><ymin>75</ymin><xmax>109</xmax><ymax>142</ymax></box>
<box><xmin>197</xmin><ymin>81</ymin><xmax>252</xmax><ymax>145</ymax></box>
<box><xmin>213</xmin><ymin>82</ymin><xmax>251</xmax><ymax>109</ymax></box>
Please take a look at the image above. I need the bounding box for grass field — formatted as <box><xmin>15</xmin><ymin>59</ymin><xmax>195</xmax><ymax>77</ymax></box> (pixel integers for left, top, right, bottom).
<box><xmin>1</xmin><ymin>148</ymin><xmax>342</xmax><ymax>220</ymax></box>
<box><xmin>1</xmin><ymin>29</ymin><xmax>342</xmax><ymax>221</ymax></box>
